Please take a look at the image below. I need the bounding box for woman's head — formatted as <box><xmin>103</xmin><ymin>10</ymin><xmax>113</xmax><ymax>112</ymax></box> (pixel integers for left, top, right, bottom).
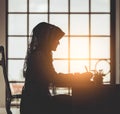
<box><xmin>30</xmin><ymin>22</ymin><xmax>65</xmax><ymax>52</ymax></box>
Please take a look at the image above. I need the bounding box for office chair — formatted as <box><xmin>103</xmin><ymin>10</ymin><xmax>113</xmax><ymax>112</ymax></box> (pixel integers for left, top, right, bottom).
<box><xmin>0</xmin><ymin>46</ymin><xmax>22</xmax><ymax>114</ymax></box>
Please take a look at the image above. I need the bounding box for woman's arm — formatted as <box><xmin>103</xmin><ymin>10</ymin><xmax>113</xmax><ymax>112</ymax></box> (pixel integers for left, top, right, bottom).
<box><xmin>31</xmin><ymin>51</ymin><xmax>93</xmax><ymax>86</ymax></box>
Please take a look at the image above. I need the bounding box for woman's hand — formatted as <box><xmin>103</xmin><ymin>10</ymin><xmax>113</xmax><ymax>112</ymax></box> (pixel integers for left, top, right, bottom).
<box><xmin>80</xmin><ymin>72</ymin><xmax>93</xmax><ymax>78</ymax></box>
<box><xmin>73</xmin><ymin>72</ymin><xmax>93</xmax><ymax>84</ymax></box>
<box><xmin>73</xmin><ymin>72</ymin><xmax>93</xmax><ymax>78</ymax></box>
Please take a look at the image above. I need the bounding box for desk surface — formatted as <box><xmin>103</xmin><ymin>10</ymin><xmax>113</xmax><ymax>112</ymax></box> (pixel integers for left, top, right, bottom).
<box><xmin>52</xmin><ymin>84</ymin><xmax>120</xmax><ymax>114</ymax></box>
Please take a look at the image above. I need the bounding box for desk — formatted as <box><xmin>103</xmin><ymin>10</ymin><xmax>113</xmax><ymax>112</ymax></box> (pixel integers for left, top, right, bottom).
<box><xmin>72</xmin><ymin>84</ymin><xmax>120</xmax><ymax>114</ymax></box>
<box><xmin>52</xmin><ymin>82</ymin><xmax>120</xmax><ymax>114</ymax></box>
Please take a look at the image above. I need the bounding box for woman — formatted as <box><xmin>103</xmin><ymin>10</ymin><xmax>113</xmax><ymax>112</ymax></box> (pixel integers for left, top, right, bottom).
<box><xmin>20</xmin><ymin>22</ymin><xmax>92</xmax><ymax>114</ymax></box>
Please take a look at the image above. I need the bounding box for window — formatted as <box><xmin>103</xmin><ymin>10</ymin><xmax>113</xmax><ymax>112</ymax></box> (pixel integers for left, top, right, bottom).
<box><xmin>7</xmin><ymin>0</ymin><xmax>115</xmax><ymax>95</ymax></box>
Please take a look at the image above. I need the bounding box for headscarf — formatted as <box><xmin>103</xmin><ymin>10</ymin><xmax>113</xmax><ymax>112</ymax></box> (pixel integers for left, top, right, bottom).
<box><xmin>29</xmin><ymin>22</ymin><xmax>65</xmax><ymax>52</ymax></box>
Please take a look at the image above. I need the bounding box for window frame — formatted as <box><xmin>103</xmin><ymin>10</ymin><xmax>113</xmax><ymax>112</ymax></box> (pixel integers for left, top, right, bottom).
<box><xmin>6</xmin><ymin>0</ymin><xmax>116</xmax><ymax>90</ymax></box>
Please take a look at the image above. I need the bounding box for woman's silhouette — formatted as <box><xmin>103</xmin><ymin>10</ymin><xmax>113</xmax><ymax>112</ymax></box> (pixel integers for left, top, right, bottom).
<box><xmin>20</xmin><ymin>22</ymin><xmax>92</xmax><ymax>114</ymax></box>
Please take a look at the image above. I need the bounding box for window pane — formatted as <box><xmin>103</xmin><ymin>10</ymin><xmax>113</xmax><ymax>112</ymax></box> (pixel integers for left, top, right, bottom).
<box><xmin>70</xmin><ymin>37</ymin><xmax>89</xmax><ymax>58</ymax></box>
<box><xmin>91</xmin><ymin>14</ymin><xmax>110</xmax><ymax>35</ymax></box>
<box><xmin>8</xmin><ymin>60</ymin><xmax>25</xmax><ymax>81</ymax></box>
<box><xmin>91</xmin><ymin>0</ymin><xmax>110</xmax><ymax>12</ymax></box>
<box><xmin>70</xmin><ymin>60</ymin><xmax>89</xmax><ymax>73</ymax></box>
<box><xmin>8</xmin><ymin>37</ymin><xmax>27</xmax><ymax>58</ymax></box>
<box><xmin>7</xmin><ymin>0</ymin><xmax>111</xmax><ymax>85</ymax></box>
<box><xmin>53</xmin><ymin>37</ymin><xmax>68</xmax><ymax>58</ymax></box>
<box><xmin>103</xmin><ymin>73</ymin><xmax>110</xmax><ymax>83</ymax></box>
<box><xmin>29</xmin><ymin>14</ymin><xmax>47</xmax><ymax>34</ymax></box>
<box><xmin>50</xmin><ymin>0</ymin><xmax>68</xmax><ymax>12</ymax></box>
<box><xmin>29</xmin><ymin>0</ymin><xmax>48</xmax><ymax>12</ymax></box>
<box><xmin>70</xmin><ymin>14</ymin><xmax>89</xmax><ymax>35</ymax></box>
<box><xmin>90</xmin><ymin>60</ymin><xmax>98</xmax><ymax>71</ymax></box>
<box><xmin>10</xmin><ymin>83</ymin><xmax>24</xmax><ymax>95</ymax></box>
<box><xmin>91</xmin><ymin>37</ymin><xmax>110</xmax><ymax>58</ymax></box>
<box><xmin>8</xmin><ymin>14</ymin><xmax>27</xmax><ymax>35</ymax></box>
<box><xmin>50</xmin><ymin>14</ymin><xmax>68</xmax><ymax>35</ymax></box>
<box><xmin>8</xmin><ymin>0</ymin><xmax>27</xmax><ymax>12</ymax></box>
<box><xmin>71</xmin><ymin>0</ymin><xmax>89</xmax><ymax>12</ymax></box>
<box><xmin>53</xmin><ymin>60</ymin><xmax>68</xmax><ymax>73</ymax></box>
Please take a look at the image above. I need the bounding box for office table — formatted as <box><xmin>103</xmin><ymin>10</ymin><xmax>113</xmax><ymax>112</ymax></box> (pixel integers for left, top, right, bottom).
<box><xmin>52</xmin><ymin>78</ymin><xmax>120</xmax><ymax>114</ymax></box>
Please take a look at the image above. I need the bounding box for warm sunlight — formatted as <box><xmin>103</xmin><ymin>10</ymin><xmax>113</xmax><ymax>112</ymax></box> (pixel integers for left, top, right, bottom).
<box><xmin>53</xmin><ymin>36</ymin><xmax>110</xmax><ymax>83</ymax></box>
<box><xmin>53</xmin><ymin>27</ymin><xmax>110</xmax><ymax>83</ymax></box>
<box><xmin>8</xmin><ymin>0</ymin><xmax>111</xmax><ymax>85</ymax></box>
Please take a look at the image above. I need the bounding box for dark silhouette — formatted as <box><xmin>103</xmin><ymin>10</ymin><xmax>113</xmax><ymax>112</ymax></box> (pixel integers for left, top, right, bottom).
<box><xmin>20</xmin><ymin>22</ymin><xmax>92</xmax><ymax>114</ymax></box>
<box><xmin>0</xmin><ymin>46</ymin><xmax>22</xmax><ymax>114</ymax></box>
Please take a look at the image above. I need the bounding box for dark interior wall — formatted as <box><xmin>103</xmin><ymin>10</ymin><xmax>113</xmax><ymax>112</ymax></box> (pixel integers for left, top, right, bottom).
<box><xmin>116</xmin><ymin>0</ymin><xmax>120</xmax><ymax>83</ymax></box>
<box><xmin>0</xmin><ymin>0</ymin><xmax>6</xmax><ymax>47</ymax></box>
<box><xmin>0</xmin><ymin>0</ymin><xmax>6</xmax><ymax>107</ymax></box>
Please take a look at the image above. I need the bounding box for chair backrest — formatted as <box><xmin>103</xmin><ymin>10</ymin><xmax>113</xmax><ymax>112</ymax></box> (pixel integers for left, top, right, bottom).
<box><xmin>0</xmin><ymin>46</ymin><xmax>22</xmax><ymax>114</ymax></box>
<box><xmin>0</xmin><ymin>46</ymin><xmax>12</xmax><ymax>99</ymax></box>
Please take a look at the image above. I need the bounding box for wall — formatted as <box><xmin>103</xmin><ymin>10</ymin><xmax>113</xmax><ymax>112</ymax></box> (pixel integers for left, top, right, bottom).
<box><xmin>116</xmin><ymin>0</ymin><xmax>120</xmax><ymax>84</ymax></box>
<box><xmin>0</xmin><ymin>0</ymin><xmax>6</xmax><ymax>107</ymax></box>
